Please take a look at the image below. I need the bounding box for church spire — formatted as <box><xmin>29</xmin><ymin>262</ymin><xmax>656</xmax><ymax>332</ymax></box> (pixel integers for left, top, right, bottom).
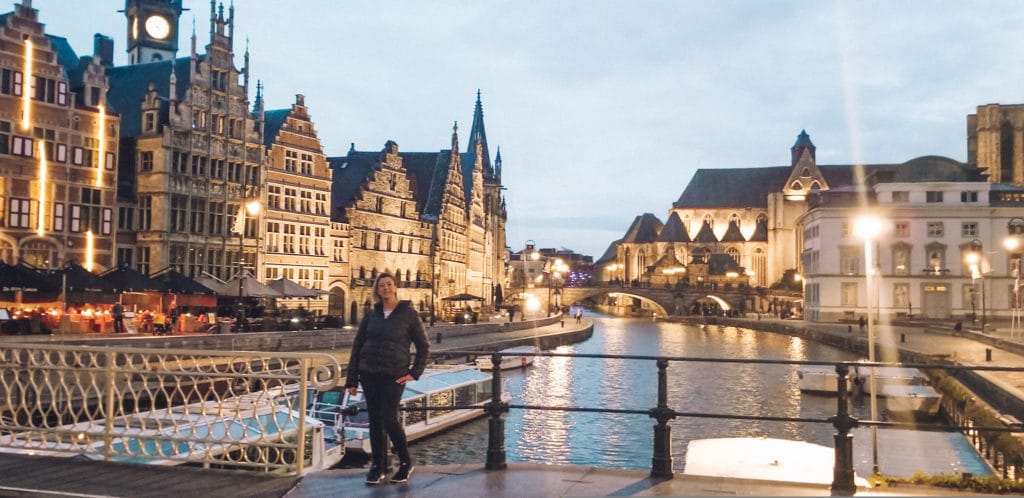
<box><xmin>467</xmin><ymin>89</ymin><xmax>493</xmax><ymax>178</ymax></box>
<box><xmin>791</xmin><ymin>129</ymin><xmax>816</xmax><ymax>166</ymax></box>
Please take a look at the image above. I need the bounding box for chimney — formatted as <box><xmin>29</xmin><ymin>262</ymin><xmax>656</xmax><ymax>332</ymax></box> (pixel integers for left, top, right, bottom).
<box><xmin>93</xmin><ymin>33</ymin><xmax>113</xmax><ymax>67</ymax></box>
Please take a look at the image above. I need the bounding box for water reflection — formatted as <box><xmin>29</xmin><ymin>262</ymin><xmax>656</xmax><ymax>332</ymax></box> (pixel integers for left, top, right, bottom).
<box><xmin>411</xmin><ymin>312</ymin><xmax>869</xmax><ymax>470</ymax></box>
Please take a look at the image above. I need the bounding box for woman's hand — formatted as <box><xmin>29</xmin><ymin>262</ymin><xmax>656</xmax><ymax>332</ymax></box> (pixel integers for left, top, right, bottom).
<box><xmin>347</xmin><ymin>386</ymin><xmax>357</xmax><ymax>396</ymax></box>
<box><xmin>396</xmin><ymin>374</ymin><xmax>414</xmax><ymax>385</ymax></box>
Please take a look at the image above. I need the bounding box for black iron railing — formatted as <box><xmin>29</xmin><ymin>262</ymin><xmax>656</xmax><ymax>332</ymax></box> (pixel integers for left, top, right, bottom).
<box><xmin>380</xmin><ymin>351</ymin><xmax>1024</xmax><ymax>496</ymax></box>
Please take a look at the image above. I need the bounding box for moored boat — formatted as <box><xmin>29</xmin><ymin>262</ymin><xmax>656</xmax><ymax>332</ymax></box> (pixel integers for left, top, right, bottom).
<box><xmin>475</xmin><ymin>345</ymin><xmax>539</xmax><ymax>371</ymax></box>
<box><xmin>855</xmin><ymin>365</ymin><xmax>928</xmax><ymax>395</ymax></box>
<box><xmin>311</xmin><ymin>364</ymin><xmax>502</xmax><ymax>453</ymax></box>
<box><xmin>797</xmin><ymin>365</ymin><xmax>855</xmax><ymax>393</ymax></box>
<box><xmin>882</xmin><ymin>385</ymin><xmax>942</xmax><ymax>417</ymax></box>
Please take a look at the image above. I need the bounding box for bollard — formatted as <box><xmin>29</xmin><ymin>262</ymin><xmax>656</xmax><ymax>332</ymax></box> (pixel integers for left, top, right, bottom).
<box><xmin>900</xmin><ymin>333</ymin><xmax>905</xmax><ymax>343</ymax></box>
<box><xmin>986</xmin><ymin>348</ymin><xmax>992</xmax><ymax>362</ymax></box>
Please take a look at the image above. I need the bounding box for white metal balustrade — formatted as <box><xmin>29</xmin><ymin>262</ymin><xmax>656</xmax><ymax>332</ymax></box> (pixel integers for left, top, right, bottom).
<box><xmin>0</xmin><ymin>345</ymin><xmax>343</xmax><ymax>475</ymax></box>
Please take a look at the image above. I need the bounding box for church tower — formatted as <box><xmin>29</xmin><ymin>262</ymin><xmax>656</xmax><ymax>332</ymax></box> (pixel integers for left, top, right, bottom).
<box><xmin>123</xmin><ymin>0</ymin><xmax>185</xmax><ymax>64</ymax></box>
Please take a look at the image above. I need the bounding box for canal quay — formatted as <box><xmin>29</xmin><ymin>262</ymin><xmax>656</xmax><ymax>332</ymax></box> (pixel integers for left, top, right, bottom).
<box><xmin>0</xmin><ymin>314</ymin><xmax>1020</xmax><ymax>497</ymax></box>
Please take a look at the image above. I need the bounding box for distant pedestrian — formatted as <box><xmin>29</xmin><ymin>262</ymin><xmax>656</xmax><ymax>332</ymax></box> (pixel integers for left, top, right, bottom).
<box><xmin>112</xmin><ymin>303</ymin><xmax>125</xmax><ymax>334</ymax></box>
<box><xmin>575</xmin><ymin>309</ymin><xmax>583</xmax><ymax>324</ymax></box>
<box><xmin>858</xmin><ymin>316</ymin><xmax>866</xmax><ymax>333</ymax></box>
<box><xmin>435</xmin><ymin>332</ymin><xmax>443</xmax><ymax>344</ymax></box>
<box><xmin>954</xmin><ymin>320</ymin><xmax>963</xmax><ymax>335</ymax></box>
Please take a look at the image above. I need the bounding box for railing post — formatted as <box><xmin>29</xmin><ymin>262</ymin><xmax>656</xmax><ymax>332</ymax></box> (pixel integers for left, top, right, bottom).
<box><xmin>485</xmin><ymin>352</ymin><xmax>507</xmax><ymax>470</ymax></box>
<box><xmin>830</xmin><ymin>363</ymin><xmax>858</xmax><ymax>496</ymax></box>
<box><xmin>296</xmin><ymin>358</ymin><xmax>309</xmax><ymax>476</ymax></box>
<box><xmin>649</xmin><ymin>359</ymin><xmax>675</xmax><ymax>479</ymax></box>
<box><xmin>103</xmin><ymin>350</ymin><xmax>117</xmax><ymax>462</ymax></box>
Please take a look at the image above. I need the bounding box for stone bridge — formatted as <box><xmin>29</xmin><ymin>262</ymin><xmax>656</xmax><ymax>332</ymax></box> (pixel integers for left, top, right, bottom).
<box><xmin>560</xmin><ymin>284</ymin><xmax>788</xmax><ymax>317</ymax></box>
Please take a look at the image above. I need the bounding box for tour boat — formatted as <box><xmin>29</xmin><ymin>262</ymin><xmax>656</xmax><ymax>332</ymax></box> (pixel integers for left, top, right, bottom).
<box><xmin>0</xmin><ymin>385</ymin><xmax>344</xmax><ymax>475</ymax></box>
<box><xmin>882</xmin><ymin>385</ymin><xmax>942</xmax><ymax>417</ymax></box>
<box><xmin>683</xmin><ymin>437</ymin><xmax>870</xmax><ymax>488</ymax></box>
<box><xmin>854</xmin><ymin>365</ymin><xmax>928</xmax><ymax>395</ymax></box>
<box><xmin>797</xmin><ymin>365</ymin><xmax>855</xmax><ymax>394</ymax></box>
<box><xmin>474</xmin><ymin>345</ymin><xmax>540</xmax><ymax>371</ymax></box>
<box><xmin>310</xmin><ymin>364</ymin><xmax>503</xmax><ymax>453</ymax></box>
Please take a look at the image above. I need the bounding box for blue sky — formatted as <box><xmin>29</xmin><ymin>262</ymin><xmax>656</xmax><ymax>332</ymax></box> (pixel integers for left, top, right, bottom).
<box><xmin>33</xmin><ymin>1</ymin><xmax>1024</xmax><ymax>258</ymax></box>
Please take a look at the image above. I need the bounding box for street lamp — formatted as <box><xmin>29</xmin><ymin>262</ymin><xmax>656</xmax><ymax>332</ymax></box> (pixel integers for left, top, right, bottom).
<box><xmin>966</xmin><ymin>239</ymin><xmax>985</xmax><ymax>331</ymax></box>
<box><xmin>1005</xmin><ymin>218</ymin><xmax>1024</xmax><ymax>339</ymax></box>
<box><xmin>853</xmin><ymin>214</ymin><xmax>881</xmax><ymax>476</ymax></box>
<box><xmin>235</xmin><ymin>200</ymin><xmax>261</xmax><ymax>332</ymax></box>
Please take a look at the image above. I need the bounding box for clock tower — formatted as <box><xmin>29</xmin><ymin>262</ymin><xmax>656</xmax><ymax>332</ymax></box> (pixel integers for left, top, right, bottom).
<box><xmin>124</xmin><ymin>0</ymin><xmax>185</xmax><ymax>64</ymax></box>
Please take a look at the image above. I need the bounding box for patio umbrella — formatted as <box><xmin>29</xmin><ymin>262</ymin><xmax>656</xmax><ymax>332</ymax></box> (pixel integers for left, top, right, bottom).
<box><xmin>53</xmin><ymin>262</ymin><xmax>118</xmax><ymax>305</ymax></box>
<box><xmin>441</xmin><ymin>293</ymin><xmax>485</xmax><ymax>302</ymax></box>
<box><xmin>101</xmin><ymin>265</ymin><xmax>169</xmax><ymax>293</ymax></box>
<box><xmin>218</xmin><ymin>271</ymin><xmax>283</xmax><ymax>298</ymax></box>
<box><xmin>151</xmin><ymin>269</ymin><xmax>218</xmax><ymax>295</ymax></box>
<box><xmin>268</xmin><ymin>277</ymin><xmax>321</xmax><ymax>298</ymax></box>
<box><xmin>0</xmin><ymin>262</ymin><xmax>57</xmax><ymax>303</ymax></box>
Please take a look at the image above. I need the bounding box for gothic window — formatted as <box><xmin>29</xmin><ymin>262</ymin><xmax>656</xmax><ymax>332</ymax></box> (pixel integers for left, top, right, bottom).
<box><xmin>801</xmin><ymin>167</ymin><xmax>810</xmax><ymax>177</ymax></box>
<box><xmin>702</xmin><ymin>213</ymin><xmax>713</xmax><ymax>229</ymax></box>
<box><xmin>725</xmin><ymin>246</ymin><xmax>740</xmax><ymax>265</ymax></box>
<box><xmin>790</xmin><ymin>181</ymin><xmax>803</xmax><ymax>190</ymax></box>
<box><xmin>729</xmin><ymin>213</ymin><xmax>740</xmax><ymax>225</ymax></box>
<box><xmin>752</xmin><ymin>248</ymin><xmax>766</xmax><ymax>287</ymax></box>
<box><xmin>682</xmin><ymin>215</ymin><xmax>691</xmax><ymax>235</ymax></box>
<box><xmin>810</xmin><ymin>181</ymin><xmax>821</xmax><ymax>190</ymax></box>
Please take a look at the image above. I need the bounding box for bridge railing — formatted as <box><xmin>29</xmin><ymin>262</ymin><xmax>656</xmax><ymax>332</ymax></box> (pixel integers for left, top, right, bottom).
<box><xmin>433</xmin><ymin>350</ymin><xmax>1024</xmax><ymax>496</ymax></box>
<box><xmin>0</xmin><ymin>345</ymin><xmax>342</xmax><ymax>475</ymax></box>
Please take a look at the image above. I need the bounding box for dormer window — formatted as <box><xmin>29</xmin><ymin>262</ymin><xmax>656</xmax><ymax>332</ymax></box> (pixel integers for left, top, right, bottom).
<box><xmin>143</xmin><ymin>111</ymin><xmax>157</xmax><ymax>133</ymax></box>
<box><xmin>801</xmin><ymin>167</ymin><xmax>810</xmax><ymax>177</ymax></box>
<box><xmin>790</xmin><ymin>180</ymin><xmax>803</xmax><ymax>190</ymax></box>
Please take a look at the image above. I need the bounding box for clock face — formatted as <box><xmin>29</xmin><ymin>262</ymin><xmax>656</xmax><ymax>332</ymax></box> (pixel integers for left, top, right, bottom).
<box><xmin>131</xmin><ymin>16</ymin><xmax>138</xmax><ymax>40</ymax></box>
<box><xmin>145</xmin><ymin>15</ymin><xmax>171</xmax><ymax>40</ymax></box>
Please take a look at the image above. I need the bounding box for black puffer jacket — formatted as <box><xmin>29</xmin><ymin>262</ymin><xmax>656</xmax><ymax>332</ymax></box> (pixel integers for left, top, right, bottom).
<box><xmin>345</xmin><ymin>300</ymin><xmax>429</xmax><ymax>387</ymax></box>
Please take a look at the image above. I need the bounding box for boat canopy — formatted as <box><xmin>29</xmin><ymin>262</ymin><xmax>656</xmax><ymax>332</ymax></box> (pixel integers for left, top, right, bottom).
<box><xmin>402</xmin><ymin>368</ymin><xmax>491</xmax><ymax>397</ymax></box>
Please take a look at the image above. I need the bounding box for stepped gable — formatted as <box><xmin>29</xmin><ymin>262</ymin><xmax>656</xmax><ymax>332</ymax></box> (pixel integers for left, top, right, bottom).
<box><xmin>261</xmin><ymin>109</ymin><xmax>290</xmax><ymax>148</ymax></box>
<box><xmin>719</xmin><ymin>221</ymin><xmax>746</xmax><ymax>242</ymax></box>
<box><xmin>621</xmin><ymin>213</ymin><xmax>663</xmax><ymax>244</ymax></box>
<box><xmin>692</xmin><ymin>221</ymin><xmax>717</xmax><ymax>243</ymax></box>
<box><xmin>658</xmin><ymin>212</ymin><xmax>691</xmax><ymax>243</ymax></box>
<box><xmin>328</xmin><ymin>149</ymin><xmax>377</xmax><ymax>223</ymax></box>
<box><xmin>107</xmin><ymin>57</ymin><xmax>192</xmax><ymax>136</ymax></box>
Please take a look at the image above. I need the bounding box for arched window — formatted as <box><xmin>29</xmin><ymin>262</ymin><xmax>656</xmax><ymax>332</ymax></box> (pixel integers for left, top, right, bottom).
<box><xmin>791</xmin><ymin>180</ymin><xmax>803</xmax><ymax>190</ymax></box>
<box><xmin>682</xmin><ymin>215</ymin><xmax>691</xmax><ymax>235</ymax></box>
<box><xmin>810</xmin><ymin>181</ymin><xmax>821</xmax><ymax>190</ymax></box>
<box><xmin>801</xmin><ymin>167</ymin><xmax>810</xmax><ymax>177</ymax></box>
<box><xmin>726</xmin><ymin>246</ymin><xmax>740</xmax><ymax>265</ymax></box>
<box><xmin>21</xmin><ymin>240</ymin><xmax>58</xmax><ymax>269</ymax></box>
<box><xmin>752</xmin><ymin>248</ymin><xmax>767</xmax><ymax>286</ymax></box>
<box><xmin>729</xmin><ymin>213</ymin><xmax>740</xmax><ymax>226</ymax></box>
<box><xmin>702</xmin><ymin>213</ymin><xmax>714</xmax><ymax>229</ymax></box>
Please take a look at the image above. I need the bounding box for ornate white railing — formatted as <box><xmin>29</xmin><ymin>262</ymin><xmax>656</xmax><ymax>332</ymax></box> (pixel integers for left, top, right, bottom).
<box><xmin>0</xmin><ymin>345</ymin><xmax>343</xmax><ymax>475</ymax></box>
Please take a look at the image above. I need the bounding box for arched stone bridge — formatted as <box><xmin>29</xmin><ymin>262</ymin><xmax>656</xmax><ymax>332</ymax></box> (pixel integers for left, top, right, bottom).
<box><xmin>560</xmin><ymin>284</ymin><xmax>772</xmax><ymax>317</ymax></box>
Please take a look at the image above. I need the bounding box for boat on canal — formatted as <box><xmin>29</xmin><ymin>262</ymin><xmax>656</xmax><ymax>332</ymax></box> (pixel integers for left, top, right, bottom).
<box><xmin>474</xmin><ymin>345</ymin><xmax>539</xmax><ymax>371</ymax></box>
<box><xmin>0</xmin><ymin>385</ymin><xmax>345</xmax><ymax>474</ymax></box>
<box><xmin>309</xmin><ymin>364</ymin><xmax>502</xmax><ymax>453</ymax></box>
<box><xmin>797</xmin><ymin>365</ymin><xmax>855</xmax><ymax>394</ymax></box>
<box><xmin>882</xmin><ymin>385</ymin><xmax>942</xmax><ymax>418</ymax></box>
<box><xmin>855</xmin><ymin>364</ymin><xmax>929</xmax><ymax>395</ymax></box>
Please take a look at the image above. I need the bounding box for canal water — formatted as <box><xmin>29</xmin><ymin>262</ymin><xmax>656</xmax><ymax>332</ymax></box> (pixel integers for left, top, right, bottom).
<box><xmin>408</xmin><ymin>312</ymin><xmax>873</xmax><ymax>470</ymax></box>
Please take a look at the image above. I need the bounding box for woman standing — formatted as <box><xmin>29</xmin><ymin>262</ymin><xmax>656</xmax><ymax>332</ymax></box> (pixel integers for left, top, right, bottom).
<box><xmin>345</xmin><ymin>272</ymin><xmax>430</xmax><ymax>485</ymax></box>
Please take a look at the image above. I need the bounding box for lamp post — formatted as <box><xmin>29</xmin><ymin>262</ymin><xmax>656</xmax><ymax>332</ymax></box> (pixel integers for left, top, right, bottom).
<box><xmin>854</xmin><ymin>215</ymin><xmax>881</xmax><ymax>476</ymax></box>
<box><xmin>1005</xmin><ymin>218</ymin><xmax>1024</xmax><ymax>339</ymax></box>
<box><xmin>235</xmin><ymin>199</ymin><xmax>261</xmax><ymax>332</ymax></box>
<box><xmin>966</xmin><ymin>239</ymin><xmax>985</xmax><ymax>332</ymax></box>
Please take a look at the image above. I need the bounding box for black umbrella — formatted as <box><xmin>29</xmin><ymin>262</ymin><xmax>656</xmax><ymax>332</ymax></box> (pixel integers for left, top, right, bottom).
<box><xmin>50</xmin><ymin>262</ymin><xmax>118</xmax><ymax>305</ymax></box>
<box><xmin>101</xmin><ymin>265</ymin><xmax>169</xmax><ymax>293</ymax></box>
<box><xmin>0</xmin><ymin>261</ymin><xmax>53</xmax><ymax>293</ymax></box>
<box><xmin>440</xmin><ymin>293</ymin><xmax>485</xmax><ymax>302</ymax></box>
<box><xmin>150</xmin><ymin>268</ymin><xmax>217</xmax><ymax>295</ymax></box>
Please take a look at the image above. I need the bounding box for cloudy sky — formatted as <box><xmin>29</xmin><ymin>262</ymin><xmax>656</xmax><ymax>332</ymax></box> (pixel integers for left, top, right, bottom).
<box><xmin>33</xmin><ymin>1</ymin><xmax>1024</xmax><ymax>258</ymax></box>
